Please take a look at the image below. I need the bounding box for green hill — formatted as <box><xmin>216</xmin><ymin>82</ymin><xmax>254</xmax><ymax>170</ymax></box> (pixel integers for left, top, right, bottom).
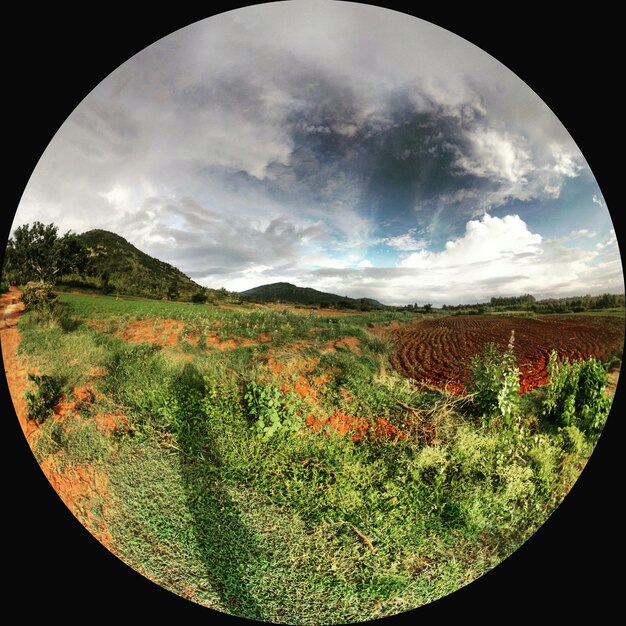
<box><xmin>241</xmin><ymin>282</ymin><xmax>387</xmax><ymax>310</ymax></box>
<box><xmin>58</xmin><ymin>229</ymin><xmax>213</xmax><ymax>301</ymax></box>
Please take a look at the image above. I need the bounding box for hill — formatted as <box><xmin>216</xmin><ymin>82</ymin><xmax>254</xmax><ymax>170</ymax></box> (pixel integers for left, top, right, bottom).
<box><xmin>241</xmin><ymin>282</ymin><xmax>387</xmax><ymax>310</ymax></box>
<box><xmin>58</xmin><ymin>229</ymin><xmax>213</xmax><ymax>301</ymax></box>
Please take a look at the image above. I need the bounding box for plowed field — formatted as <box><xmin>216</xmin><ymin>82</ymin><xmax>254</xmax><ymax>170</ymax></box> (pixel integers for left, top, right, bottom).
<box><xmin>391</xmin><ymin>314</ymin><xmax>624</xmax><ymax>394</ymax></box>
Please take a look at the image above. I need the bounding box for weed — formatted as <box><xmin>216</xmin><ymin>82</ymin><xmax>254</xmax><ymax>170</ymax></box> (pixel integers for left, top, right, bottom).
<box><xmin>542</xmin><ymin>350</ymin><xmax>611</xmax><ymax>436</ymax></box>
<box><xmin>25</xmin><ymin>373</ymin><xmax>62</xmax><ymax>423</ymax></box>
<box><xmin>13</xmin><ymin>290</ymin><xmax>619</xmax><ymax>624</ymax></box>
<box><xmin>244</xmin><ymin>380</ymin><xmax>301</xmax><ymax>440</ymax></box>
<box><xmin>468</xmin><ymin>332</ymin><xmax>520</xmax><ymax>427</ymax></box>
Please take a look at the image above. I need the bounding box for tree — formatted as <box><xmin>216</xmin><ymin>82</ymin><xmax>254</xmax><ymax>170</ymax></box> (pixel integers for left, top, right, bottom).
<box><xmin>423</xmin><ymin>303</ymin><xmax>433</xmax><ymax>313</ymax></box>
<box><xmin>4</xmin><ymin>222</ymin><xmax>87</xmax><ymax>284</ymax></box>
<box><xmin>167</xmin><ymin>280</ymin><xmax>179</xmax><ymax>301</ymax></box>
<box><xmin>191</xmin><ymin>291</ymin><xmax>208</xmax><ymax>304</ymax></box>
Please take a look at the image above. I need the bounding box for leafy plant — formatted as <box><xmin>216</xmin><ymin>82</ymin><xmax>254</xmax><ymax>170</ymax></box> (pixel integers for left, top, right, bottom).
<box><xmin>20</xmin><ymin>281</ymin><xmax>57</xmax><ymax>310</ymax></box>
<box><xmin>244</xmin><ymin>381</ymin><xmax>300</xmax><ymax>440</ymax></box>
<box><xmin>191</xmin><ymin>291</ymin><xmax>208</xmax><ymax>304</ymax></box>
<box><xmin>542</xmin><ymin>350</ymin><xmax>611</xmax><ymax>436</ymax></box>
<box><xmin>25</xmin><ymin>373</ymin><xmax>62</xmax><ymax>423</ymax></box>
<box><xmin>469</xmin><ymin>331</ymin><xmax>520</xmax><ymax>426</ymax></box>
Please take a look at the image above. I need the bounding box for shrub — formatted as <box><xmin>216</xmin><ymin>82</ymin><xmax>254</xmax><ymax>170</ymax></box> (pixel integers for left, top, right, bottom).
<box><xmin>191</xmin><ymin>292</ymin><xmax>208</xmax><ymax>304</ymax></box>
<box><xmin>25</xmin><ymin>373</ymin><xmax>62</xmax><ymax>423</ymax></box>
<box><xmin>21</xmin><ymin>281</ymin><xmax>57</xmax><ymax>310</ymax></box>
<box><xmin>244</xmin><ymin>381</ymin><xmax>300</xmax><ymax>440</ymax></box>
<box><xmin>469</xmin><ymin>331</ymin><xmax>520</xmax><ymax>427</ymax></box>
<box><xmin>542</xmin><ymin>351</ymin><xmax>611</xmax><ymax>436</ymax></box>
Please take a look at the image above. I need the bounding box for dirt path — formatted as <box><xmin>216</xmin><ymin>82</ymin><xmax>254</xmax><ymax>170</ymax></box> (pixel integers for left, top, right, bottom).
<box><xmin>0</xmin><ymin>287</ymin><xmax>36</xmax><ymax>439</ymax></box>
<box><xmin>1</xmin><ymin>286</ymin><xmax>115</xmax><ymax>548</ymax></box>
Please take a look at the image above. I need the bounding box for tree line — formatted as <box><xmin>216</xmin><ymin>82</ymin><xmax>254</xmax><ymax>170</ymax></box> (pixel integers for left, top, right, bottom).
<box><xmin>1</xmin><ymin>221</ymin><xmax>211</xmax><ymax>303</ymax></box>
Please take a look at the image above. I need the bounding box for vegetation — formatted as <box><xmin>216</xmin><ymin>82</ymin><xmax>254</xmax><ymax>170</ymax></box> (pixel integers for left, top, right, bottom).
<box><xmin>468</xmin><ymin>332</ymin><xmax>520</xmax><ymax>427</ymax></box>
<box><xmin>3</xmin><ymin>222</ymin><xmax>87</xmax><ymax>284</ymax></box>
<box><xmin>241</xmin><ymin>281</ymin><xmax>386</xmax><ymax>310</ymax></box>
<box><xmin>4</xmin><ymin>223</ymin><xmax>620</xmax><ymax>622</ymax></box>
<box><xmin>542</xmin><ymin>351</ymin><xmax>612</xmax><ymax>437</ymax></box>
<box><xmin>440</xmin><ymin>292</ymin><xmax>625</xmax><ymax>315</ymax></box>
<box><xmin>25</xmin><ymin>373</ymin><xmax>63</xmax><ymax>423</ymax></box>
<box><xmin>64</xmin><ymin>229</ymin><xmax>218</xmax><ymax>302</ymax></box>
<box><xmin>12</xmin><ymin>289</ymin><xmax>619</xmax><ymax>625</ymax></box>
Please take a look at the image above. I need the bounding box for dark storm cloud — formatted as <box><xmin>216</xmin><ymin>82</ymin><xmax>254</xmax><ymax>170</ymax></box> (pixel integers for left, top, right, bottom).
<box><xmin>12</xmin><ymin>1</ymin><xmax>620</xmax><ymax>302</ymax></box>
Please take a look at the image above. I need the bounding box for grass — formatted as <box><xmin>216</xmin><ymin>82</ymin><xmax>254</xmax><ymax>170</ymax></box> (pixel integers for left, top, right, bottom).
<box><xmin>15</xmin><ymin>292</ymin><xmax>620</xmax><ymax>624</ymax></box>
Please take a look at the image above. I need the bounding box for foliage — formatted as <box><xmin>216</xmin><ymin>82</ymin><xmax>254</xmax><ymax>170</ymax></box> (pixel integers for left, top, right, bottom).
<box><xmin>14</xmin><ymin>288</ymin><xmax>620</xmax><ymax>625</ymax></box>
<box><xmin>25</xmin><ymin>373</ymin><xmax>62</xmax><ymax>423</ymax></box>
<box><xmin>20</xmin><ymin>281</ymin><xmax>57</xmax><ymax>310</ymax></box>
<box><xmin>242</xmin><ymin>281</ymin><xmax>387</xmax><ymax>310</ymax></box>
<box><xmin>4</xmin><ymin>222</ymin><xmax>87</xmax><ymax>284</ymax></box>
<box><xmin>469</xmin><ymin>331</ymin><xmax>520</xmax><ymax>426</ymax></box>
<box><xmin>67</xmin><ymin>228</ymin><xmax>216</xmax><ymax>302</ymax></box>
<box><xmin>167</xmin><ymin>281</ymin><xmax>179</xmax><ymax>301</ymax></box>
<box><xmin>191</xmin><ymin>291</ymin><xmax>208</xmax><ymax>304</ymax></box>
<box><xmin>541</xmin><ymin>350</ymin><xmax>611</xmax><ymax>436</ymax></box>
<box><xmin>244</xmin><ymin>380</ymin><xmax>301</xmax><ymax>439</ymax></box>
<box><xmin>442</xmin><ymin>292</ymin><xmax>624</xmax><ymax>315</ymax></box>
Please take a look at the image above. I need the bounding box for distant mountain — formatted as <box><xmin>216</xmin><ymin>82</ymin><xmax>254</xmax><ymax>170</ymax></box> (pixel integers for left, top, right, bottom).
<box><xmin>241</xmin><ymin>282</ymin><xmax>387</xmax><ymax>310</ymax></box>
<box><xmin>59</xmin><ymin>229</ymin><xmax>212</xmax><ymax>301</ymax></box>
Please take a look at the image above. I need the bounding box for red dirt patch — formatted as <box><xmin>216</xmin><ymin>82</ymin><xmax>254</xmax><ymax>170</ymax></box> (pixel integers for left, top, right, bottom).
<box><xmin>93</xmin><ymin>411</ymin><xmax>129</xmax><ymax>434</ymax></box>
<box><xmin>306</xmin><ymin>411</ymin><xmax>405</xmax><ymax>442</ymax></box>
<box><xmin>122</xmin><ymin>319</ymin><xmax>183</xmax><ymax>346</ymax></box>
<box><xmin>1</xmin><ymin>287</ymin><xmax>37</xmax><ymax>440</ymax></box>
<box><xmin>53</xmin><ymin>385</ymin><xmax>96</xmax><ymax>419</ymax></box>
<box><xmin>322</xmin><ymin>336</ymin><xmax>362</xmax><ymax>354</ymax></box>
<box><xmin>391</xmin><ymin>315</ymin><xmax>624</xmax><ymax>395</ymax></box>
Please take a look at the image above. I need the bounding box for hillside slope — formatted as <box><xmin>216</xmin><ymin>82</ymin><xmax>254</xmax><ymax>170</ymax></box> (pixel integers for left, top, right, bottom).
<box><xmin>241</xmin><ymin>282</ymin><xmax>387</xmax><ymax>310</ymax></box>
<box><xmin>59</xmin><ymin>229</ymin><xmax>209</xmax><ymax>301</ymax></box>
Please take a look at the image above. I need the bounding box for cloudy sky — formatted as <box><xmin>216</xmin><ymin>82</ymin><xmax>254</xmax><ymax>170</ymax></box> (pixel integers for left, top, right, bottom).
<box><xmin>12</xmin><ymin>1</ymin><xmax>623</xmax><ymax>306</ymax></box>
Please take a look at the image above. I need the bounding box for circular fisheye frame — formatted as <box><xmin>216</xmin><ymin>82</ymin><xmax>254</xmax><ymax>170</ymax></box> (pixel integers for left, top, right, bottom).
<box><xmin>3</xmin><ymin>3</ymin><xmax>622</xmax><ymax>624</ymax></box>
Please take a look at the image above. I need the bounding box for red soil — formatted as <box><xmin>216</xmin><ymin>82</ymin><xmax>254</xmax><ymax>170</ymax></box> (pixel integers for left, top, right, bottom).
<box><xmin>1</xmin><ymin>287</ymin><xmax>116</xmax><ymax>550</ymax></box>
<box><xmin>122</xmin><ymin>319</ymin><xmax>183</xmax><ymax>346</ymax></box>
<box><xmin>322</xmin><ymin>336</ymin><xmax>362</xmax><ymax>354</ymax></box>
<box><xmin>391</xmin><ymin>315</ymin><xmax>624</xmax><ymax>395</ymax></box>
<box><xmin>0</xmin><ymin>287</ymin><xmax>35</xmax><ymax>440</ymax></box>
<box><xmin>306</xmin><ymin>411</ymin><xmax>405</xmax><ymax>442</ymax></box>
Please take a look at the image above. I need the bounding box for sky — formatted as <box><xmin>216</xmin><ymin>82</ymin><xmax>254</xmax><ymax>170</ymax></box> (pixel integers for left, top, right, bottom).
<box><xmin>11</xmin><ymin>1</ymin><xmax>623</xmax><ymax>306</ymax></box>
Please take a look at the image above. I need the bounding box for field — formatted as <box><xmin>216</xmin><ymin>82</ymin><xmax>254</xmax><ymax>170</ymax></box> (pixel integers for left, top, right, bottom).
<box><xmin>391</xmin><ymin>314</ymin><xmax>624</xmax><ymax>394</ymax></box>
<box><xmin>3</xmin><ymin>289</ymin><xmax>624</xmax><ymax>624</ymax></box>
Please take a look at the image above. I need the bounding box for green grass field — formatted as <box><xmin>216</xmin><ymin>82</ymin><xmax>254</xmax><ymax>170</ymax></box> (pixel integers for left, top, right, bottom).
<box><xmin>16</xmin><ymin>292</ymin><xmax>620</xmax><ymax>624</ymax></box>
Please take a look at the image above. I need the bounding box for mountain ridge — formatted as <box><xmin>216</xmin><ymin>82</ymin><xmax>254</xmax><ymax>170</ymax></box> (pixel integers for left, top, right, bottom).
<box><xmin>241</xmin><ymin>281</ymin><xmax>387</xmax><ymax>310</ymax></box>
<box><xmin>59</xmin><ymin>229</ymin><xmax>212</xmax><ymax>301</ymax></box>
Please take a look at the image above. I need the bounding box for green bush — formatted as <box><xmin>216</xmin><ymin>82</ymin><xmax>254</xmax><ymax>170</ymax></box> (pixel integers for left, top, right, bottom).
<box><xmin>25</xmin><ymin>373</ymin><xmax>62</xmax><ymax>423</ymax></box>
<box><xmin>21</xmin><ymin>281</ymin><xmax>57</xmax><ymax>310</ymax></box>
<box><xmin>469</xmin><ymin>332</ymin><xmax>520</xmax><ymax>427</ymax></box>
<box><xmin>191</xmin><ymin>292</ymin><xmax>208</xmax><ymax>304</ymax></box>
<box><xmin>542</xmin><ymin>350</ymin><xmax>611</xmax><ymax>436</ymax></box>
<box><xmin>244</xmin><ymin>381</ymin><xmax>300</xmax><ymax>440</ymax></box>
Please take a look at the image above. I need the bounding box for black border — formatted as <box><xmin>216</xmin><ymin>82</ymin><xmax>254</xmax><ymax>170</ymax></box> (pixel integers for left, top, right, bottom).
<box><xmin>4</xmin><ymin>3</ymin><xmax>622</xmax><ymax>624</ymax></box>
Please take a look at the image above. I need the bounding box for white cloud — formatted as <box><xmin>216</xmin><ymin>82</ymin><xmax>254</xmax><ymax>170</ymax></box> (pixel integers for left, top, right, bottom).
<box><xmin>568</xmin><ymin>229</ymin><xmax>597</xmax><ymax>240</ymax></box>
<box><xmin>383</xmin><ymin>230</ymin><xmax>429</xmax><ymax>251</ymax></box>
<box><xmin>592</xmin><ymin>194</ymin><xmax>606</xmax><ymax>207</ymax></box>
<box><xmin>596</xmin><ymin>229</ymin><xmax>618</xmax><ymax>251</ymax></box>
<box><xmin>455</xmin><ymin>129</ymin><xmax>532</xmax><ymax>184</ymax></box>
<box><xmin>10</xmin><ymin>3</ymin><xmax>617</xmax><ymax>306</ymax></box>
<box><xmin>399</xmin><ymin>214</ymin><xmax>542</xmax><ymax>269</ymax></box>
<box><xmin>332</xmin><ymin>214</ymin><xmax>621</xmax><ymax>306</ymax></box>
